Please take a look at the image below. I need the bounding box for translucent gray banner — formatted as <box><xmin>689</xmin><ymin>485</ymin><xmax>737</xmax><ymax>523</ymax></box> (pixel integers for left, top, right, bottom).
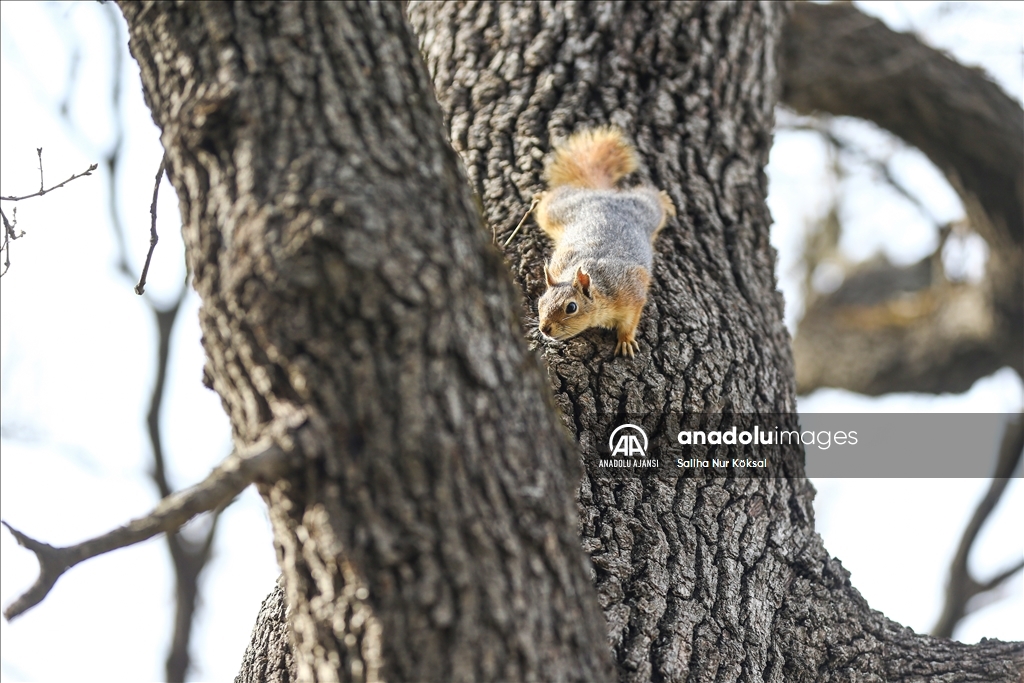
<box><xmin>799</xmin><ymin>413</ymin><xmax>1015</xmax><ymax>478</ymax></box>
<box><xmin>583</xmin><ymin>413</ymin><xmax>1020</xmax><ymax>478</ymax></box>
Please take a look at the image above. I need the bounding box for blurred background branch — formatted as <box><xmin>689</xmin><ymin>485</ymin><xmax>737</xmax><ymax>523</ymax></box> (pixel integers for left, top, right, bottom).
<box><xmin>782</xmin><ymin>1</ymin><xmax>1022</xmax><ymax>396</ymax></box>
<box><xmin>932</xmin><ymin>414</ymin><xmax>1024</xmax><ymax>638</ymax></box>
<box><xmin>780</xmin><ymin>1</ymin><xmax>1023</xmax><ymax>640</ymax></box>
<box><xmin>94</xmin><ymin>5</ymin><xmax>218</xmax><ymax>680</ymax></box>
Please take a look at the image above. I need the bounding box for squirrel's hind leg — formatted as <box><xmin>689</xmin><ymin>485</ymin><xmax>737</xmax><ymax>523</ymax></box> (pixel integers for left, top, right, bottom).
<box><xmin>535</xmin><ymin>191</ymin><xmax>565</xmax><ymax>242</ymax></box>
<box><xmin>653</xmin><ymin>190</ymin><xmax>676</xmax><ymax>238</ymax></box>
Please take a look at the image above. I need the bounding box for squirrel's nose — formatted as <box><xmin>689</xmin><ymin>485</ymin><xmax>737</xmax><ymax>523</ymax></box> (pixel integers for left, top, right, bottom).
<box><xmin>541</xmin><ymin>323</ymin><xmax>552</xmax><ymax>336</ymax></box>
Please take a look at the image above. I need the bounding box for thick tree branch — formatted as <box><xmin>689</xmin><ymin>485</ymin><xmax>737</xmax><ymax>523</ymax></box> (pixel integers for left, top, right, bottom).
<box><xmin>118</xmin><ymin>1</ymin><xmax>616</xmax><ymax>680</ymax></box>
<box><xmin>782</xmin><ymin>2</ymin><xmax>1023</xmax><ymax>394</ymax></box>
<box><xmin>792</xmin><ymin>260</ymin><xmax>1005</xmax><ymax>395</ymax></box>
<box><xmin>782</xmin><ymin>2</ymin><xmax>1022</xmax><ymax>248</ymax></box>
<box><xmin>409</xmin><ymin>3</ymin><xmax>1024</xmax><ymax>680</ymax></box>
<box><xmin>2</xmin><ymin>442</ymin><xmax>290</xmax><ymax>622</ymax></box>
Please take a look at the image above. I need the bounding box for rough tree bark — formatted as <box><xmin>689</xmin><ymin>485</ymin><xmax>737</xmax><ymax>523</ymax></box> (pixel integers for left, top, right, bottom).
<box><xmin>113</xmin><ymin>1</ymin><xmax>1023</xmax><ymax>682</ymax></box>
<box><xmin>407</xmin><ymin>2</ymin><xmax>1021</xmax><ymax>681</ymax></box>
<box><xmin>117</xmin><ymin>2</ymin><xmax>612</xmax><ymax>682</ymax></box>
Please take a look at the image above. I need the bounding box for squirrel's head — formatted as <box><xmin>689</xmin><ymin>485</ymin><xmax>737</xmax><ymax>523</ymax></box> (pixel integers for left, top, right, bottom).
<box><xmin>538</xmin><ymin>267</ymin><xmax>597</xmax><ymax>341</ymax></box>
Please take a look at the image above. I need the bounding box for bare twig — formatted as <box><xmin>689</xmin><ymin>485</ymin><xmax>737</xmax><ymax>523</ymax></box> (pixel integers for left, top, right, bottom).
<box><xmin>2</xmin><ymin>441</ymin><xmax>291</xmax><ymax>622</ymax></box>
<box><xmin>0</xmin><ymin>161</ymin><xmax>98</xmax><ymax>203</ymax></box>
<box><xmin>36</xmin><ymin>148</ymin><xmax>44</xmax><ymax>193</ymax></box>
<box><xmin>976</xmin><ymin>557</ymin><xmax>1024</xmax><ymax>594</ymax></box>
<box><xmin>503</xmin><ymin>194</ymin><xmax>540</xmax><ymax>247</ymax></box>
<box><xmin>101</xmin><ymin>10</ymin><xmax>132</xmax><ymax>284</ymax></box>
<box><xmin>135</xmin><ymin>155</ymin><xmax>167</xmax><ymax>295</ymax></box>
<box><xmin>1</xmin><ymin>207</ymin><xmax>23</xmax><ymax>277</ymax></box>
<box><xmin>0</xmin><ymin>152</ymin><xmax>97</xmax><ymax>277</ymax></box>
<box><xmin>932</xmin><ymin>413</ymin><xmax>1024</xmax><ymax>638</ymax></box>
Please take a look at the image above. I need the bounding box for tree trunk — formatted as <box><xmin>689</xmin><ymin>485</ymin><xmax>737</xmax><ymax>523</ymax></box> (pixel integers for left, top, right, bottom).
<box><xmin>115</xmin><ymin>1</ymin><xmax>1024</xmax><ymax>681</ymax></box>
<box><xmin>408</xmin><ymin>2</ymin><xmax>1023</xmax><ymax>681</ymax></box>
<box><xmin>117</xmin><ymin>2</ymin><xmax>611</xmax><ymax>682</ymax></box>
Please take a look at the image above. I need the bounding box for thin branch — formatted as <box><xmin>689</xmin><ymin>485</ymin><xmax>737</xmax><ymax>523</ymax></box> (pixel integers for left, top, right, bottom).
<box><xmin>142</xmin><ymin>285</ymin><xmax>200</xmax><ymax>683</ymax></box>
<box><xmin>102</xmin><ymin>53</ymin><xmax>132</xmax><ymax>283</ymax></box>
<box><xmin>2</xmin><ymin>442</ymin><xmax>292</xmax><ymax>622</ymax></box>
<box><xmin>0</xmin><ymin>207</ymin><xmax>22</xmax><ymax>277</ymax></box>
<box><xmin>135</xmin><ymin>155</ymin><xmax>167</xmax><ymax>295</ymax></box>
<box><xmin>932</xmin><ymin>413</ymin><xmax>1024</xmax><ymax>638</ymax></box>
<box><xmin>0</xmin><ymin>207</ymin><xmax>16</xmax><ymax>239</ymax></box>
<box><xmin>36</xmin><ymin>148</ymin><xmax>44</xmax><ymax>193</ymax></box>
<box><xmin>975</xmin><ymin>557</ymin><xmax>1024</xmax><ymax>595</ymax></box>
<box><xmin>147</xmin><ymin>299</ymin><xmax>185</xmax><ymax>500</ymax></box>
<box><xmin>166</xmin><ymin>499</ymin><xmax>228</xmax><ymax>683</ymax></box>
<box><xmin>502</xmin><ymin>194</ymin><xmax>539</xmax><ymax>247</ymax></box>
<box><xmin>0</xmin><ymin>151</ymin><xmax>97</xmax><ymax>278</ymax></box>
<box><xmin>778</xmin><ymin>117</ymin><xmax>939</xmax><ymax>226</ymax></box>
<box><xmin>0</xmin><ymin>162</ymin><xmax>98</xmax><ymax>202</ymax></box>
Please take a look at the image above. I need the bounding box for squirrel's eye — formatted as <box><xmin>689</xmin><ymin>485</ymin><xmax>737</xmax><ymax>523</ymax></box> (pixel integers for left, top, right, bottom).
<box><xmin>566</xmin><ymin>302</ymin><xmax>578</xmax><ymax>314</ymax></box>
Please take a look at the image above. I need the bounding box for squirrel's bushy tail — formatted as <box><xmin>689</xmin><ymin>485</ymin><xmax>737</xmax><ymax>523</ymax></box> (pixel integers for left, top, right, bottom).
<box><xmin>545</xmin><ymin>127</ymin><xmax>638</xmax><ymax>189</ymax></box>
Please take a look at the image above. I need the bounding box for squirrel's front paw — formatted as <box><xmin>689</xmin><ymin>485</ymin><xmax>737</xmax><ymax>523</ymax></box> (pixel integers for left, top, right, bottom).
<box><xmin>615</xmin><ymin>336</ymin><xmax>640</xmax><ymax>358</ymax></box>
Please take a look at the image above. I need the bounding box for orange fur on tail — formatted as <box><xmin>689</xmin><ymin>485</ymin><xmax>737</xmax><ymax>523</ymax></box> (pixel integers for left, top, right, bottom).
<box><xmin>544</xmin><ymin>127</ymin><xmax>639</xmax><ymax>189</ymax></box>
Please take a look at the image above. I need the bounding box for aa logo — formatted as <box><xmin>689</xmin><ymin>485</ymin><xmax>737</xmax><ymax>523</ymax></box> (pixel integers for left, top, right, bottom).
<box><xmin>608</xmin><ymin>424</ymin><xmax>648</xmax><ymax>458</ymax></box>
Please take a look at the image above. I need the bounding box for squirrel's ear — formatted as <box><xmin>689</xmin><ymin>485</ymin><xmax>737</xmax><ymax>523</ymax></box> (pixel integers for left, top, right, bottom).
<box><xmin>545</xmin><ymin>265</ymin><xmax>557</xmax><ymax>287</ymax></box>
<box><xmin>575</xmin><ymin>268</ymin><xmax>592</xmax><ymax>298</ymax></box>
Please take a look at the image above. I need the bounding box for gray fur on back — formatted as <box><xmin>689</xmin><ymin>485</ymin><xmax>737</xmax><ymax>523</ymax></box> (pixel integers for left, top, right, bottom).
<box><xmin>544</xmin><ymin>186</ymin><xmax>663</xmax><ymax>283</ymax></box>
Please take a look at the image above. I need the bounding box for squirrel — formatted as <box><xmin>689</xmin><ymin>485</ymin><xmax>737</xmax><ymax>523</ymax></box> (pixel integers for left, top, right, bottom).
<box><xmin>535</xmin><ymin>127</ymin><xmax>675</xmax><ymax>357</ymax></box>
